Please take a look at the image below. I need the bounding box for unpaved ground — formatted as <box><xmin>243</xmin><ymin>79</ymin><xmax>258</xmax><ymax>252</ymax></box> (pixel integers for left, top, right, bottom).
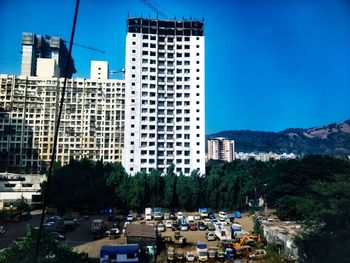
<box><xmin>73</xmin><ymin>212</ymin><xmax>256</xmax><ymax>259</ymax></box>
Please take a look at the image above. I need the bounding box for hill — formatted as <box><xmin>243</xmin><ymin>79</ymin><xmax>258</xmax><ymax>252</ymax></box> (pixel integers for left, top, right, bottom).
<box><xmin>207</xmin><ymin>119</ymin><xmax>350</xmax><ymax>156</ymax></box>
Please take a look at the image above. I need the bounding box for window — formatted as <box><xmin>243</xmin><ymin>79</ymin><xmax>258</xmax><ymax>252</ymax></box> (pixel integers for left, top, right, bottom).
<box><xmin>132</xmin><ymin>50</ymin><xmax>136</xmax><ymax>53</ymax></box>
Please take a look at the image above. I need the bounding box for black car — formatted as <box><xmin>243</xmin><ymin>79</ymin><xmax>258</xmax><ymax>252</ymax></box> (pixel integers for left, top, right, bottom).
<box><xmin>208</xmin><ymin>212</ymin><xmax>215</xmax><ymax>219</ymax></box>
<box><xmin>198</xmin><ymin>222</ymin><xmax>207</xmax><ymax>231</ymax></box>
<box><xmin>169</xmin><ymin>212</ymin><xmax>176</xmax><ymax>220</ymax></box>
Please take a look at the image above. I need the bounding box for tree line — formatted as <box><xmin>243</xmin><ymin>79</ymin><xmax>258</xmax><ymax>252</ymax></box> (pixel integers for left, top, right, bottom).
<box><xmin>43</xmin><ymin>155</ymin><xmax>350</xmax><ymax>262</ymax></box>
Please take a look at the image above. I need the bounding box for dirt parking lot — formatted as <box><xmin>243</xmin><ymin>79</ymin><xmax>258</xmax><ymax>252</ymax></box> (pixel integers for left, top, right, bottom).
<box><xmin>73</xmin><ymin>212</ymin><xmax>256</xmax><ymax>260</ymax></box>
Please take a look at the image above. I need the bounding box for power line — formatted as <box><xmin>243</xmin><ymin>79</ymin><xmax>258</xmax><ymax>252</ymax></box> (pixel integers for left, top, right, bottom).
<box><xmin>34</xmin><ymin>0</ymin><xmax>80</xmax><ymax>262</ymax></box>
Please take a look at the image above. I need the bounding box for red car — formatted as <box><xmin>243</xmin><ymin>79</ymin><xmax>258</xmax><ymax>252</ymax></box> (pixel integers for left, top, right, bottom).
<box><xmin>189</xmin><ymin>222</ymin><xmax>198</xmax><ymax>231</ymax></box>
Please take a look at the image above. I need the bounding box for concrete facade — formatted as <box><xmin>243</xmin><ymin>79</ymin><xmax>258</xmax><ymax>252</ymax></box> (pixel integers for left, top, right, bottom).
<box><xmin>207</xmin><ymin>138</ymin><xmax>235</xmax><ymax>162</ymax></box>
<box><xmin>0</xmin><ymin>73</ymin><xmax>125</xmax><ymax>174</ymax></box>
<box><xmin>123</xmin><ymin>18</ymin><xmax>205</xmax><ymax>176</ymax></box>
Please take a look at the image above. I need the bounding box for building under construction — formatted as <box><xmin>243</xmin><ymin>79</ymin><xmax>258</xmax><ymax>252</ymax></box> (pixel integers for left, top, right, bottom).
<box><xmin>21</xmin><ymin>32</ymin><xmax>77</xmax><ymax>78</ymax></box>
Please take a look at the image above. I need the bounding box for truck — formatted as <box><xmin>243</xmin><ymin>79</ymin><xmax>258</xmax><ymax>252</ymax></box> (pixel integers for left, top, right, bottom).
<box><xmin>100</xmin><ymin>244</ymin><xmax>139</xmax><ymax>263</ymax></box>
<box><xmin>196</xmin><ymin>242</ymin><xmax>208</xmax><ymax>262</ymax></box>
<box><xmin>231</xmin><ymin>223</ymin><xmax>243</xmax><ymax>239</ymax></box>
<box><xmin>153</xmin><ymin>207</ymin><xmax>163</xmax><ymax>220</ymax></box>
<box><xmin>145</xmin><ymin>207</ymin><xmax>152</xmax><ymax>220</ymax></box>
<box><xmin>199</xmin><ymin>208</ymin><xmax>208</xmax><ymax>218</ymax></box>
<box><xmin>214</xmin><ymin>224</ymin><xmax>231</xmax><ymax>241</ymax></box>
<box><xmin>91</xmin><ymin>219</ymin><xmax>107</xmax><ymax>239</ymax></box>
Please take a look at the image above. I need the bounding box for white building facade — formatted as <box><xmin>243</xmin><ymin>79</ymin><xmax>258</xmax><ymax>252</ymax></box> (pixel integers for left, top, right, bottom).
<box><xmin>123</xmin><ymin>18</ymin><xmax>205</xmax><ymax>176</ymax></box>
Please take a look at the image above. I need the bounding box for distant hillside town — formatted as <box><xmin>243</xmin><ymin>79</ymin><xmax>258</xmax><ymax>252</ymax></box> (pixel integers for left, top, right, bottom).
<box><xmin>206</xmin><ymin>137</ymin><xmax>296</xmax><ymax>162</ymax></box>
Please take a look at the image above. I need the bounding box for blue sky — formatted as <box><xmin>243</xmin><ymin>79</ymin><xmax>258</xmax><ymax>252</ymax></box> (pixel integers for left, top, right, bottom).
<box><xmin>0</xmin><ymin>0</ymin><xmax>349</xmax><ymax>134</ymax></box>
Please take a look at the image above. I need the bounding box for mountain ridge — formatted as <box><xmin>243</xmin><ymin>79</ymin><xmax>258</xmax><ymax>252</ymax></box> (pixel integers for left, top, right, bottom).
<box><xmin>207</xmin><ymin>119</ymin><xmax>350</xmax><ymax>156</ymax></box>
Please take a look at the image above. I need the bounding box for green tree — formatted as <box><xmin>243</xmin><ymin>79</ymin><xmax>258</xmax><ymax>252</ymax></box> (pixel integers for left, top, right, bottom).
<box><xmin>0</xmin><ymin>226</ymin><xmax>91</xmax><ymax>263</ymax></box>
<box><xmin>163</xmin><ymin>164</ymin><xmax>177</xmax><ymax>208</ymax></box>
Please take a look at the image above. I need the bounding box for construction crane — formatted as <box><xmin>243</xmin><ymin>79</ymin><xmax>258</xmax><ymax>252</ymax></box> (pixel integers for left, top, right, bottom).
<box><xmin>110</xmin><ymin>68</ymin><xmax>125</xmax><ymax>79</ymax></box>
<box><xmin>139</xmin><ymin>0</ymin><xmax>168</xmax><ymax>19</ymax></box>
<box><xmin>63</xmin><ymin>40</ymin><xmax>105</xmax><ymax>54</ymax></box>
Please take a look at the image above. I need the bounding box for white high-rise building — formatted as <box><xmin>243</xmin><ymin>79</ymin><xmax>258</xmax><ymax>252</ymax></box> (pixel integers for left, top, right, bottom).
<box><xmin>123</xmin><ymin>18</ymin><xmax>205</xmax><ymax>176</ymax></box>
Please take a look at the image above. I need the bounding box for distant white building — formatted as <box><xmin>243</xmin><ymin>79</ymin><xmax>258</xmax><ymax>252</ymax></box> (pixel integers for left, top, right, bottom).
<box><xmin>207</xmin><ymin>138</ymin><xmax>235</xmax><ymax>162</ymax></box>
<box><xmin>0</xmin><ymin>172</ymin><xmax>46</xmax><ymax>208</ymax></box>
<box><xmin>235</xmin><ymin>152</ymin><xmax>296</xmax><ymax>161</ymax></box>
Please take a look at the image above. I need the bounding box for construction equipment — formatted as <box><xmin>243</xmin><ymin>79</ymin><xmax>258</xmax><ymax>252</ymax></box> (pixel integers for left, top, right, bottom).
<box><xmin>63</xmin><ymin>40</ymin><xmax>105</xmax><ymax>53</ymax></box>
<box><xmin>139</xmin><ymin>0</ymin><xmax>167</xmax><ymax>19</ymax></box>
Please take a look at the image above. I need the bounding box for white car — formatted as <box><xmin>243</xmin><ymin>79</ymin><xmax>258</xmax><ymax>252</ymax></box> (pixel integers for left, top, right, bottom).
<box><xmin>105</xmin><ymin>228</ymin><xmax>120</xmax><ymax>237</ymax></box>
<box><xmin>219</xmin><ymin>211</ymin><xmax>227</xmax><ymax>220</ymax></box>
<box><xmin>194</xmin><ymin>213</ymin><xmax>201</xmax><ymax>220</ymax></box>
<box><xmin>207</xmin><ymin>232</ymin><xmax>216</xmax><ymax>241</ymax></box>
<box><xmin>0</xmin><ymin>226</ymin><xmax>5</xmax><ymax>234</ymax></box>
<box><xmin>249</xmin><ymin>249</ymin><xmax>267</xmax><ymax>260</ymax></box>
<box><xmin>186</xmin><ymin>251</ymin><xmax>196</xmax><ymax>262</ymax></box>
<box><xmin>157</xmin><ymin>223</ymin><xmax>165</xmax><ymax>232</ymax></box>
<box><xmin>165</xmin><ymin>220</ymin><xmax>173</xmax><ymax>228</ymax></box>
<box><xmin>187</xmin><ymin>215</ymin><xmax>194</xmax><ymax>222</ymax></box>
<box><xmin>127</xmin><ymin>214</ymin><xmax>134</xmax><ymax>221</ymax></box>
<box><xmin>177</xmin><ymin>212</ymin><xmax>184</xmax><ymax>220</ymax></box>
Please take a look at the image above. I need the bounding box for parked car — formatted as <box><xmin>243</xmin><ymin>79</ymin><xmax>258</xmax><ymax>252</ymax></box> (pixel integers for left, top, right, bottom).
<box><xmin>204</xmin><ymin>218</ymin><xmax>211</xmax><ymax>225</ymax></box>
<box><xmin>207</xmin><ymin>223</ymin><xmax>215</xmax><ymax>231</ymax></box>
<box><xmin>180</xmin><ymin>222</ymin><xmax>189</xmax><ymax>231</ymax></box>
<box><xmin>198</xmin><ymin>221</ymin><xmax>207</xmax><ymax>231</ymax></box>
<box><xmin>187</xmin><ymin>215</ymin><xmax>195</xmax><ymax>222</ymax></box>
<box><xmin>49</xmin><ymin>232</ymin><xmax>65</xmax><ymax>240</ymax></box>
<box><xmin>194</xmin><ymin>213</ymin><xmax>201</xmax><ymax>220</ymax></box>
<box><xmin>165</xmin><ymin>220</ymin><xmax>173</xmax><ymax>228</ymax></box>
<box><xmin>169</xmin><ymin>212</ymin><xmax>176</xmax><ymax>220</ymax></box>
<box><xmin>177</xmin><ymin>212</ymin><xmax>184</xmax><ymax>220</ymax></box>
<box><xmin>136</xmin><ymin>214</ymin><xmax>143</xmax><ymax>221</ymax></box>
<box><xmin>172</xmin><ymin>221</ymin><xmax>180</xmax><ymax>231</ymax></box>
<box><xmin>105</xmin><ymin>228</ymin><xmax>120</xmax><ymax>239</ymax></box>
<box><xmin>157</xmin><ymin>223</ymin><xmax>166</xmax><ymax>232</ymax></box>
<box><xmin>186</xmin><ymin>251</ymin><xmax>196</xmax><ymax>262</ymax></box>
<box><xmin>0</xmin><ymin>226</ymin><xmax>5</xmax><ymax>234</ymax></box>
<box><xmin>127</xmin><ymin>214</ymin><xmax>134</xmax><ymax>221</ymax></box>
<box><xmin>208</xmin><ymin>212</ymin><xmax>215</xmax><ymax>219</ymax></box>
<box><xmin>189</xmin><ymin>222</ymin><xmax>198</xmax><ymax>231</ymax></box>
<box><xmin>206</xmin><ymin>232</ymin><xmax>216</xmax><ymax>241</ymax></box>
<box><xmin>249</xmin><ymin>249</ymin><xmax>267</xmax><ymax>260</ymax></box>
<box><xmin>219</xmin><ymin>211</ymin><xmax>227</xmax><ymax>220</ymax></box>
<box><xmin>164</xmin><ymin>213</ymin><xmax>170</xmax><ymax>220</ymax></box>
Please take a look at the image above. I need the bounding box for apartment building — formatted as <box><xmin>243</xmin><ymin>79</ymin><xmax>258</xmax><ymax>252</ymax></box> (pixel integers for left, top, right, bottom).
<box><xmin>0</xmin><ymin>63</ymin><xmax>124</xmax><ymax>174</ymax></box>
<box><xmin>207</xmin><ymin>138</ymin><xmax>235</xmax><ymax>162</ymax></box>
<box><xmin>123</xmin><ymin>18</ymin><xmax>205</xmax><ymax>176</ymax></box>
